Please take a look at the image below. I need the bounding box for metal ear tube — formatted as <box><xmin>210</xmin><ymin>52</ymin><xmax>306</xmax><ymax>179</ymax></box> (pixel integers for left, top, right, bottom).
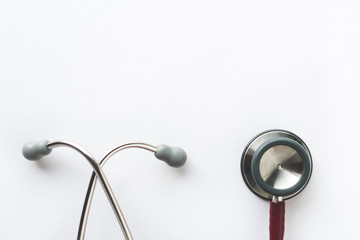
<box><xmin>241</xmin><ymin>130</ymin><xmax>312</xmax><ymax>240</ymax></box>
<box><xmin>22</xmin><ymin>140</ymin><xmax>187</xmax><ymax>240</ymax></box>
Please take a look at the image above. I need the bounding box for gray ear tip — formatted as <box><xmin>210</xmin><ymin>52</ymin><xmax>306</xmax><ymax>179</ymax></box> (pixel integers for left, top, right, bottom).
<box><xmin>168</xmin><ymin>147</ymin><xmax>187</xmax><ymax>168</ymax></box>
<box><xmin>155</xmin><ymin>144</ymin><xmax>187</xmax><ymax>168</ymax></box>
<box><xmin>22</xmin><ymin>140</ymin><xmax>51</xmax><ymax>161</ymax></box>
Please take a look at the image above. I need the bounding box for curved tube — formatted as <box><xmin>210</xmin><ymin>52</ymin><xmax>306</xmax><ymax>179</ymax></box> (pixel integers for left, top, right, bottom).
<box><xmin>77</xmin><ymin>143</ymin><xmax>157</xmax><ymax>240</ymax></box>
<box><xmin>269</xmin><ymin>201</ymin><xmax>285</xmax><ymax>240</ymax></box>
<box><xmin>46</xmin><ymin>141</ymin><xmax>133</xmax><ymax>240</ymax></box>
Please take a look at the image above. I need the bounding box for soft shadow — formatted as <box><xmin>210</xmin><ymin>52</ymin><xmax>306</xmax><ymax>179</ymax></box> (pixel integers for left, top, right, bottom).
<box><xmin>35</xmin><ymin>156</ymin><xmax>62</xmax><ymax>171</ymax></box>
<box><xmin>173</xmin><ymin>159</ymin><xmax>191</xmax><ymax>176</ymax></box>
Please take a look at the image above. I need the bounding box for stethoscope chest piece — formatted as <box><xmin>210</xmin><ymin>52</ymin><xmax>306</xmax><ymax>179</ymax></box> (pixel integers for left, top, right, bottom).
<box><xmin>241</xmin><ymin>129</ymin><xmax>312</xmax><ymax>200</ymax></box>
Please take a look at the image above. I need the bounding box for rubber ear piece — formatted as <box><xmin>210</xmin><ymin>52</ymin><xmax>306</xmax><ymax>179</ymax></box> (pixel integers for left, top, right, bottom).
<box><xmin>22</xmin><ymin>140</ymin><xmax>52</xmax><ymax>161</ymax></box>
<box><xmin>155</xmin><ymin>144</ymin><xmax>187</xmax><ymax>168</ymax></box>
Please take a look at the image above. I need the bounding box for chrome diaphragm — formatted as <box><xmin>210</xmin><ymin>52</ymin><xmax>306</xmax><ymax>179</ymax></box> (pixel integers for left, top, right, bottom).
<box><xmin>241</xmin><ymin>130</ymin><xmax>312</xmax><ymax>200</ymax></box>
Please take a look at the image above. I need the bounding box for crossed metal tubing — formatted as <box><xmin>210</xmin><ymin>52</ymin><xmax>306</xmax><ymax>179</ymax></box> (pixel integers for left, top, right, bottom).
<box><xmin>46</xmin><ymin>141</ymin><xmax>157</xmax><ymax>240</ymax></box>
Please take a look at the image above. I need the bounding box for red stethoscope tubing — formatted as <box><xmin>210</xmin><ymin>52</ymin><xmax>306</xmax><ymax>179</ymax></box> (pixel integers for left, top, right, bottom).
<box><xmin>269</xmin><ymin>201</ymin><xmax>285</xmax><ymax>240</ymax></box>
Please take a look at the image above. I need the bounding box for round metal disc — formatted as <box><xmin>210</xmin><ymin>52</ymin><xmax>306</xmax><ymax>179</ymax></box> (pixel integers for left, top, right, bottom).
<box><xmin>241</xmin><ymin>130</ymin><xmax>312</xmax><ymax>200</ymax></box>
<box><xmin>259</xmin><ymin>145</ymin><xmax>303</xmax><ymax>190</ymax></box>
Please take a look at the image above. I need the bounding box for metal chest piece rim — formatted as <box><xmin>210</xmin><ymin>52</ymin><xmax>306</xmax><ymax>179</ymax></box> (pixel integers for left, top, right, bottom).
<box><xmin>241</xmin><ymin>130</ymin><xmax>313</xmax><ymax>201</ymax></box>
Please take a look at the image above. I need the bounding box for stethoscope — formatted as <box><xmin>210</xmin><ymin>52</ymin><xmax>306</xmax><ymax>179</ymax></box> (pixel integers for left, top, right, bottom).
<box><xmin>241</xmin><ymin>129</ymin><xmax>313</xmax><ymax>240</ymax></box>
<box><xmin>22</xmin><ymin>140</ymin><xmax>187</xmax><ymax>240</ymax></box>
<box><xmin>23</xmin><ymin>129</ymin><xmax>312</xmax><ymax>240</ymax></box>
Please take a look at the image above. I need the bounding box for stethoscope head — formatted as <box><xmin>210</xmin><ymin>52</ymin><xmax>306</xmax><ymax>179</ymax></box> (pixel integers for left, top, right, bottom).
<box><xmin>241</xmin><ymin>130</ymin><xmax>312</xmax><ymax>201</ymax></box>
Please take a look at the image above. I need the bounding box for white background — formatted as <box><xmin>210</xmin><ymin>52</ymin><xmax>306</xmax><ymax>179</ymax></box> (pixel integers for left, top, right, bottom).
<box><xmin>1</xmin><ymin>0</ymin><xmax>359</xmax><ymax>239</ymax></box>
